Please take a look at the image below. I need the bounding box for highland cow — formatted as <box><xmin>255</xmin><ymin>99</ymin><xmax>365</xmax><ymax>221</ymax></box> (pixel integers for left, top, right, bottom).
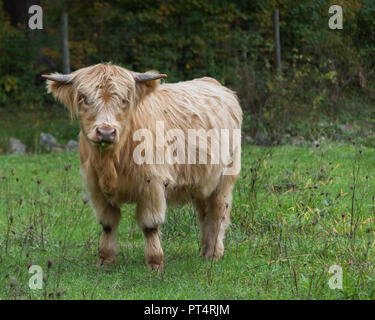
<box><xmin>43</xmin><ymin>63</ymin><xmax>242</xmax><ymax>270</ymax></box>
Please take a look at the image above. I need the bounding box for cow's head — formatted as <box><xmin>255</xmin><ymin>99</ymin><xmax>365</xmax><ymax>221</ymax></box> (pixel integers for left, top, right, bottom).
<box><xmin>43</xmin><ymin>63</ymin><xmax>166</xmax><ymax>149</ymax></box>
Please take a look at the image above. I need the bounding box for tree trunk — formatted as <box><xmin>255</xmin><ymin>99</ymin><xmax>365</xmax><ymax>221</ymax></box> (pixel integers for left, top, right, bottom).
<box><xmin>61</xmin><ymin>11</ymin><xmax>70</xmax><ymax>74</ymax></box>
<box><xmin>273</xmin><ymin>9</ymin><xmax>282</xmax><ymax>75</ymax></box>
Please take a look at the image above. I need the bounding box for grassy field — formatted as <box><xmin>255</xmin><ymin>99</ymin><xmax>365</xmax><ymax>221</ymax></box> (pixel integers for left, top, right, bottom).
<box><xmin>0</xmin><ymin>142</ymin><xmax>374</xmax><ymax>300</ymax></box>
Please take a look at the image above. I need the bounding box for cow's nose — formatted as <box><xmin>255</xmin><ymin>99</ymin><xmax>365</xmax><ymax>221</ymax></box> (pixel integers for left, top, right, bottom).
<box><xmin>96</xmin><ymin>127</ymin><xmax>116</xmax><ymax>143</ymax></box>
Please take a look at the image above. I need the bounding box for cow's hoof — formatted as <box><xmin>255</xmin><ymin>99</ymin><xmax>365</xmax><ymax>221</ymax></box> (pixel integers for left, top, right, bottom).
<box><xmin>98</xmin><ymin>256</ymin><xmax>116</xmax><ymax>267</ymax></box>
<box><xmin>201</xmin><ymin>249</ymin><xmax>224</xmax><ymax>260</ymax></box>
<box><xmin>200</xmin><ymin>241</ymin><xmax>224</xmax><ymax>260</ymax></box>
<box><xmin>147</xmin><ymin>262</ymin><xmax>164</xmax><ymax>272</ymax></box>
<box><xmin>146</xmin><ymin>252</ymin><xmax>164</xmax><ymax>271</ymax></box>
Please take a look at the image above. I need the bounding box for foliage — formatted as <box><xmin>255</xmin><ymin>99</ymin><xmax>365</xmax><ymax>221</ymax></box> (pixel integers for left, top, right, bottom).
<box><xmin>0</xmin><ymin>0</ymin><xmax>374</xmax><ymax>144</ymax></box>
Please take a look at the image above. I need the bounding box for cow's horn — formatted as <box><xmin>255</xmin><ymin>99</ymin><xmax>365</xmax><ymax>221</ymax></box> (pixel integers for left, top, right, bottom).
<box><xmin>133</xmin><ymin>72</ymin><xmax>167</xmax><ymax>82</ymax></box>
<box><xmin>41</xmin><ymin>73</ymin><xmax>73</xmax><ymax>83</ymax></box>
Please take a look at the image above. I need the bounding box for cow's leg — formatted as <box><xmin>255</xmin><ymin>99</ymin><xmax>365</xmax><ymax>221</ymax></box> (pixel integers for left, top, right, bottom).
<box><xmin>136</xmin><ymin>183</ymin><xmax>166</xmax><ymax>270</ymax></box>
<box><xmin>141</xmin><ymin>225</ymin><xmax>163</xmax><ymax>271</ymax></box>
<box><xmin>91</xmin><ymin>193</ymin><xmax>121</xmax><ymax>265</ymax></box>
<box><xmin>196</xmin><ymin>175</ymin><xmax>237</xmax><ymax>260</ymax></box>
<box><xmin>192</xmin><ymin>198</ymin><xmax>210</xmax><ymax>254</ymax></box>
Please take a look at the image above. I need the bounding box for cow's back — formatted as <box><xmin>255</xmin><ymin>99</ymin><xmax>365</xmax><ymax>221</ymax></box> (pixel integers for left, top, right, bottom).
<box><xmin>124</xmin><ymin>77</ymin><xmax>242</xmax><ymax>202</ymax></box>
<box><xmin>155</xmin><ymin>77</ymin><xmax>242</xmax><ymax>131</ymax></box>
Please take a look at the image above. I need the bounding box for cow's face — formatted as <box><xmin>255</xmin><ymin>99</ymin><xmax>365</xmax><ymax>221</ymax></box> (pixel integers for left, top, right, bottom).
<box><xmin>43</xmin><ymin>63</ymin><xmax>166</xmax><ymax>150</ymax></box>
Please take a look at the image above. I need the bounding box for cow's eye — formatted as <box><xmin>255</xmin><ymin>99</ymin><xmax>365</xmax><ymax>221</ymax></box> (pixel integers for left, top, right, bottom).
<box><xmin>79</xmin><ymin>94</ymin><xmax>88</xmax><ymax>105</ymax></box>
<box><xmin>121</xmin><ymin>98</ymin><xmax>128</xmax><ymax>107</ymax></box>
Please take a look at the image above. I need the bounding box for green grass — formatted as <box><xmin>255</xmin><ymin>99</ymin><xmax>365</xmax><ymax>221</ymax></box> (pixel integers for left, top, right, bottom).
<box><xmin>0</xmin><ymin>142</ymin><xmax>374</xmax><ymax>299</ymax></box>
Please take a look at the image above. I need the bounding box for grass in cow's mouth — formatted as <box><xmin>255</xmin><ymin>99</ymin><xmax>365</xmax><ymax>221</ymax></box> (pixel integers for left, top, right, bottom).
<box><xmin>0</xmin><ymin>142</ymin><xmax>374</xmax><ymax>299</ymax></box>
<box><xmin>95</xmin><ymin>141</ymin><xmax>112</xmax><ymax>155</ymax></box>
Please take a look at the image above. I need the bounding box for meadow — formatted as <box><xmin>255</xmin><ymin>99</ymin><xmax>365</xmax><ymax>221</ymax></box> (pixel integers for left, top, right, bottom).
<box><xmin>1</xmin><ymin>0</ymin><xmax>375</xmax><ymax>301</ymax></box>
<box><xmin>0</xmin><ymin>142</ymin><xmax>374</xmax><ymax>299</ymax></box>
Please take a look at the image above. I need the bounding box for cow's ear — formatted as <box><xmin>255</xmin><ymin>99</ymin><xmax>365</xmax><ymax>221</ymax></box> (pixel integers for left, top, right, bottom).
<box><xmin>42</xmin><ymin>73</ymin><xmax>76</xmax><ymax>116</ymax></box>
<box><xmin>133</xmin><ymin>71</ymin><xmax>167</xmax><ymax>95</ymax></box>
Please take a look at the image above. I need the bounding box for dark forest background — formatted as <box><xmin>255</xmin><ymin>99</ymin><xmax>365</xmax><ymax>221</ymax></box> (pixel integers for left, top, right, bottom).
<box><xmin>0</xmin><ymin>0</ymin><xmax>374</xmax><ymax>149</ymax></box>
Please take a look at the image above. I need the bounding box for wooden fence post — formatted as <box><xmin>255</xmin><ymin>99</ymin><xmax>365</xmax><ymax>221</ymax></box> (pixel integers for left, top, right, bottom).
<box><xmin>273</xmin><ymin>8</ymin><xmax>282</xmax><ymax>75</ymax></box>
<box><xmin>61</xmin><ymin>11</ymin><xmax>70</xmax><ymax>74</ymax></box>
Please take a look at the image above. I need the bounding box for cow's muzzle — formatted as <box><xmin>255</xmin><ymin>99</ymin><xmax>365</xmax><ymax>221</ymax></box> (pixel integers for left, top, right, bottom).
<box><xmin>96</xmin><ymin>127</ymin><xmax>116</xmax><ymax>144</ymax></box>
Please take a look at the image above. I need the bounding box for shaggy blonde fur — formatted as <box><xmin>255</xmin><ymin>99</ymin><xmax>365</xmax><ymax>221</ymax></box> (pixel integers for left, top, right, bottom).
<box><xmin>45</xmin><ymin>63</ymin><xmax>242</xmax><ymax>269</ymax></box>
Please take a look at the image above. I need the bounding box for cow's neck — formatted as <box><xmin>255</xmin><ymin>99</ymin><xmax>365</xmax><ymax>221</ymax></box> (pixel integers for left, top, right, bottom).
<box><xmin>92</xmin><ymin>148</ymin><xmax>119</xmax><ymax>197</ymax></box>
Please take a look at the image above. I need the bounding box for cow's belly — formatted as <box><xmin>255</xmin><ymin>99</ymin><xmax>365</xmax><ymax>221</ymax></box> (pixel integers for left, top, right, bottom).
<box><xmin>165</xmin><ymin>174</ymin><xmax>221</xmax><ymax>205</ymax></box>
<box><xmin>84</xmin><ymin>162</ymin><xmax>223</xmax><ymax>208</ymax></box>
